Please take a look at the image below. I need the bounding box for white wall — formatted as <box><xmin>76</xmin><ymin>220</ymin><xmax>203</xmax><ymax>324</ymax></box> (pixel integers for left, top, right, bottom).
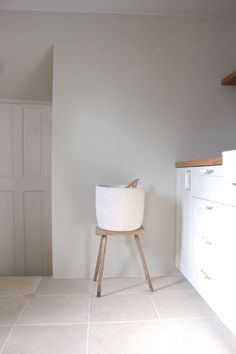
<box><xmin>0</xmin><ymin>42</ymin><xmax>52</xmax><ymax>100</ymax></box>
<box><xmin>0</xmin><ymin>12</ymin><xmax>236</xmax><ymax>277</ymax></box>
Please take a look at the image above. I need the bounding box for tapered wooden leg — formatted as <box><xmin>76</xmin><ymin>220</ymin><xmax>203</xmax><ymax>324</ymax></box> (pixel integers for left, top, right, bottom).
<box><xmin>97</xmin><ymin>235</ymin><xmax>107</xmax><ymax>297</ymax></box>
<box><xmin>93</xmin><ymin>237</ymin><xmax>103</xmax><ymax>281</ymax></box>
<box><xmin>134</xmin><ymin>235</ymin><xmax>154</xmax><ymax>292</ymax></box>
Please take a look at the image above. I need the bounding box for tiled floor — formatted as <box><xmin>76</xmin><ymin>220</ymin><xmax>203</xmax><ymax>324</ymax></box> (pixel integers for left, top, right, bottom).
<box><xmin>0</xmin><ymin>276</ymin><xmax>235</xmax><ymax>354</ymax></box>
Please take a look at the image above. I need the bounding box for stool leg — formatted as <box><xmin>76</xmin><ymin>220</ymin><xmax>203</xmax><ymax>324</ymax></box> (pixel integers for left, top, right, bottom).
<box><xmin>134</xmin><ymin>235</ymin><xmax>154</xmax><ymax>292</ymax></box>
<box><xmin>97</xmin><ymin>235</ymin><xmax>107</xmax><ymax>297</ymax></box>
<box><xmin>93</xmin><ymin>237</ymin><xmax>103</xmax><ymax>281</ymax></box>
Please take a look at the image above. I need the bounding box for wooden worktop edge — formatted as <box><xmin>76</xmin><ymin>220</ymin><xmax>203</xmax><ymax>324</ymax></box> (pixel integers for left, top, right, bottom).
<box><xmin>175</xmin><ymin>156</ymin><xmax>222</xmax><ymax>168</ymax></box>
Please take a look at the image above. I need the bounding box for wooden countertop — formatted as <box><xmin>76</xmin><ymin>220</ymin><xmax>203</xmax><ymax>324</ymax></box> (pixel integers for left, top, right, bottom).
<box><xmin>175</xmin><ymin>156</ymin><xmax>222</xmax><ymax>168</ymax></box>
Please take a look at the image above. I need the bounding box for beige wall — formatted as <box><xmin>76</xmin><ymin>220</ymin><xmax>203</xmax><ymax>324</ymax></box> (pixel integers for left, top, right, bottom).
<box><xmin>0</xmin><ymin>12</ymin><xmax>236</xmax><ymax>277</ymax></box>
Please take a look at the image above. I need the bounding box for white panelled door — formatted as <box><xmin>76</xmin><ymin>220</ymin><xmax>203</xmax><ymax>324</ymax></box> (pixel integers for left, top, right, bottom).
<box><xmin>0</xmin><ymin>103</ymin><xmax>51</xmax><ymax>276</ymax></box>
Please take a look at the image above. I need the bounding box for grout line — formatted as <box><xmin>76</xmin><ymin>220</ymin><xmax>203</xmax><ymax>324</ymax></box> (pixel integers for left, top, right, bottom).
<box><xmin>160</xmin><ymin>315</ymin><xmax>217</xmax><ymax>322</ymax></box>
<box><xmin>32</xmin><ymin>277</ymin><xmax>42</xmax><ymax>294</ymax></box>
<box><xmin>143</xmin><ymin>289</ymin><xmax>196</xmax><ymax>294</ymax></box>
<box><xmin>0</xmin><ymin>325</ymin><xmax>12</xmax><ymax>328</ymax></box>
<box><xmin>0</xmin><ymin>289</ymin><xmax>194</xmax><ymax>298</ymax></box>
<box><xmin>87</xmin><ymin>274</ymin><xmax>183</xmax><ymax>279</ymax></box>
<box><xmin>35</xmin><ymin>293</ymin><xmax>90</xmax><ymax>297</ymax></box>
<box><xmin>0</xmin><ymin>328</ymin><xmax>13</xmax><ymax>352</ymax></box>
<box><xmin>148</xmin><ymin>296</ymin><xmax>161</xmax><ymax>320</ymax></box>
<box><xmin>15</xmin><ymin>322</ymin><xmax>88</xmax><ymax>326</ymax></box>
<box><xmin>0</xmin><ymin>277</ymin><xmax>42</xmax><ymax>298</ymax></box>
<box><xmin>0</xmin><ymin>278</ymin><xmax>43</xmax><ymax>352</ymax></box>
<box><xmin>25</xmin><ymin>290</ymin><xmax>199</xmax><ymax>298</ymax></box>
<box><xmin>9</xmin><ymin>316</ymin><xmax>217</xmax><ymax>327</ymax></box>
<box><xmin>0</xmin><ymin>299</ymin><xmax>30</xmax><ymax>354</ymax></box>
<box><xmin>14</xmin><ymin>300</ymin><xmax>31</xmax><ymax>326</ymax></box>
<box><xmin>90</xmin><ymin>319</ymin><xmax>159</xmax><ymax>325</ymax></box>
<box><xmin>114</xmin><ymin>292</ymin><xmax>146</xmax><ymax>295</ymax></box>
<box><xmin>0</xmin><ymin>295</ymin><xmax>23</xmax><ymax>298</ymax></box>
<box><xmin>152</xmin><ymin>289</ymin><xmax>195</xmax><ymax>293</ymax></box>
<box><xmin>86</xmin><ymin>282</ymin><xmax>92</xmax><ymax>354</ymax></box>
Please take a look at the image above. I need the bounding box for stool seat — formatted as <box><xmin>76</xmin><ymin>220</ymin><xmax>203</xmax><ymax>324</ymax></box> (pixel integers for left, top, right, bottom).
<box><xmin>96</xmin><ymin>226</ymin><xmax>144</xmax><ymax>236</ymax></box>
<box><xmin>94</xmin><ymin>225</ymin><xmax>154</xmax><ymax>297</ymax></box>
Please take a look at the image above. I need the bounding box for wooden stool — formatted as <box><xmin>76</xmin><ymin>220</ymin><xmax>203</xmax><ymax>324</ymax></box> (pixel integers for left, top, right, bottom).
<box><xmin>93</xmin><ymin>226</ymin><xmax>154</xmax><ymax>297</ymax></box>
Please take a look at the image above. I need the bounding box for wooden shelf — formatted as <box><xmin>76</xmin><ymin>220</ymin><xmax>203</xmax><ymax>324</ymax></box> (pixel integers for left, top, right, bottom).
<box><xmin>221</xmin><ymin>70</ymin><xmax>236</xmax><ymax>86</ymax></box>
<box><xmin>175</xmin><ymin>156</ymin><xmax>222</xmax><ymax>168</ymax></box>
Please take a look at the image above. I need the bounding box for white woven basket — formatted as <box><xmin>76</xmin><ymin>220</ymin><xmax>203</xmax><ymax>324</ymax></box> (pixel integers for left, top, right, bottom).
<box><xmin>95</xmin><ymin>185</ymin><xmax>145</xmax><ymax>231</ymax></box>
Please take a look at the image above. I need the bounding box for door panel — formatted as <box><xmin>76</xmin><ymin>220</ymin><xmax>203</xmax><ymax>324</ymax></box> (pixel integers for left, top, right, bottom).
<box><xmin>24</xmin><ymin>191</ymin><xmax>43</xmax><ymax>275</ymax></box>
<box><xmin>0</xmin><ymin>107</ymin><xmax>13</xmax><ymax>177</ymax></box>
<box><xmin>0</xmin><ymin>104</ymin><xmax>51</xmax><ymax>276</ymax></box>
<box><xmin>0</xmin><ymin>192</ymin><xmax>15</xmax><ymax>274</ymax></box>
<box><xmin>23</xmin><ymin>109</ymin><xmax>42</xmax><ymax>178</ymax></box>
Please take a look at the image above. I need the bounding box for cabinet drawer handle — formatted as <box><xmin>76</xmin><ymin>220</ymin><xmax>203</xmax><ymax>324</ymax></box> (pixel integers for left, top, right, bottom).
<box><xmin>201</xmin><ymin>237</ymin><xmax>212</xmax><ymax>245</ymax></box>
<box><xmin>200</xmin><ymin>169</ymin><xmax>214</xmax><ymax>175</ymax></box>
<box><xmin>185</xmin><ymin>170</ymin><xmax>191</xmax><ymax>191</ymax></box>
<box><xmin>205</xmin><ymin>240</ymin><xmax>212</xmax><ymax>246</ymax></box>
<box><xmin>198</xmin><ymin>203</ymin><xmax>213</xmax><ymax>210</ymax></box>
<box><xmin>232</xmin><ymin>183</ymin><xmax>236</xmax><ymax>186</ymax></box>
<box><xmin>200</xmin><ymin>269</ymin><xmax>211</xmax><ymax>280</ymax></box>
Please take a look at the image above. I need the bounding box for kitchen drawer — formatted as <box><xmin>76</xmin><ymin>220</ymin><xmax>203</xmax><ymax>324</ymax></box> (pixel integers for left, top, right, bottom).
<box><xmin>192</xmin><ymin>232</ymin><xmax>216</xmax><ymax>297</ymax></box>
<box><xmin>192</xmin><ymin>198</ymin><xmax>219</xmax><ymax>240</ymax></box>
<box><xmin>192</xmin><ymin>172</ymin><xmax>236</xmax><ymax>206</ymax></box>
<box><xmin>193</xmin><ymin>267</ymin><xmax>216</xmax><ymax>304</ymax></box>
<box><xmin>192</xmin><ymin>231</ymin><xmax>218</xmax><ymax>306</ymax></box>
<box><xmin>192</xmin><ymin>166</ymin><xmax>223</xmax><ymax>177</ymax></box>
<box><xmin>192</xmin><ymin>198</ymin><xmax>222</xmax><ymax>286</ymax></box>
<box><xmin>194</xmin><ymin>263</ymin><xmax>236</xmax><ymax>335</ymax></box>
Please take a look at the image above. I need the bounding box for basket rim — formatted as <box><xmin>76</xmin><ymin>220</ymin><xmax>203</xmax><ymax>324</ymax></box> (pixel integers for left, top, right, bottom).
<box><xmin>96</xmin><ymin>184</ymin><xmax>144</xmax><ymax>189</ymax></box>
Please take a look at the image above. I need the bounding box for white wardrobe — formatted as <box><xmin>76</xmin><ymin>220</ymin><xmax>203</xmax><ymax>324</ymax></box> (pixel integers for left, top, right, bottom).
<box><xmin>0</xmin><ymin>102</ymin><xmax>52</xmax><ymax>276</ymax></box>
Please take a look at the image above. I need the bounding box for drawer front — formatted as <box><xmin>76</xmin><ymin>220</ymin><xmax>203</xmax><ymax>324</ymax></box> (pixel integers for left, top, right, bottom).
<box><xmin>192</xmin><ymin>166</ymin><xmax>223</xmax><ymax>177</ymax></box>
<box><xmin>192</xmin><ymin>199</ymin><xmax>215</xmax><ymax>237</ymax></box>
<box><xmin>192</xmin><ymin>170</ymin><xmax>236</xmax><ymax>206</ymax></box>
<box><xmin>192</xmin><ymin>199</ymin><xmax>236</xmax><ymax>310</ymax></box>
<box><xmin>192</xmin><ymin>198</ymin><xmax>218</xmax><ymax>289</ymax></box>
<box><xmin>193</xmin><ymin>268</ymin><xmax>216</xmax><ymax>304</ymax></box>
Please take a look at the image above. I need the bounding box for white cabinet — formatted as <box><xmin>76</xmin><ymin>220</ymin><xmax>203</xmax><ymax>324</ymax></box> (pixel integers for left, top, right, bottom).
<box><xmin>176</xmin><ymin>168</ymin><xmax>192</xmax><ymax>281</ymax></box>
<box><xmin>176</xmin><ymin>165</ymin><xmax>236</xmax><ymax>335</ymax></box>
<box><xmin>212</xmin><ymin>205</ymin><xmax>236</xmax><ymax>334</ymax></box>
